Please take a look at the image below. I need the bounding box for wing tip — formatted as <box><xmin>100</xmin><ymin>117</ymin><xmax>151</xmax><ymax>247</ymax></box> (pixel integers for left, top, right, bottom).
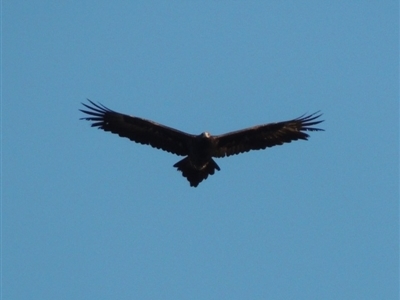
<box><xmin>80</xmin><ymin>99</ymin><xmax>115</xmax><ymax>122</ymax></box>
<box><xmin>297</xmin><ymin>111</ymin><xmax>325</xmax><ymax>131</ymax></box>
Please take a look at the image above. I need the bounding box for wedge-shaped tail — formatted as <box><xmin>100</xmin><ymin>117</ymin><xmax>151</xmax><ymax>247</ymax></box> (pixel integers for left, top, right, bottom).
<box><xmin>173</xmin><ymin>157</ymin><xmax>220</xmax><ymax>187</ymax></box>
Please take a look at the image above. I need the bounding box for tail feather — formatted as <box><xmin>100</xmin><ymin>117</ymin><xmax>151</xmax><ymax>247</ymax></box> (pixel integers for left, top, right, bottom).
<box><xmin>173</xmin><ymin>157</ymin><xmax>220</xmax><ymax>187</ymax></box>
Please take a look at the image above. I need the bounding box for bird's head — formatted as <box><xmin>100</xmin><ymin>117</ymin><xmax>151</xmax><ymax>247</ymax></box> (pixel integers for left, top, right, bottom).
<box><xmin>200</xmin><ymin>132</ymin><xmax>211</xmax><ymax>138</ymax></box>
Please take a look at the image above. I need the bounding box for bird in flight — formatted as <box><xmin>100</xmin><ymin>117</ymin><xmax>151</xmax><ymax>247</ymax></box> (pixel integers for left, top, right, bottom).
<box><xmin>80</xmin><ymin>100</ymin><xmax>324</xmax><ymax>187</ymax></box>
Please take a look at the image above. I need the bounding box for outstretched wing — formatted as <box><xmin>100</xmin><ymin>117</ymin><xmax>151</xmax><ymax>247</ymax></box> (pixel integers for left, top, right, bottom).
<box><xmin>80</xmin><ymin>100</ymin><xmax>192</xmax><ymax>156</ymax></box>
<box><xmin>212</xmin><ymin>112</ymin><xmax>324</xmax><ymax>157</ymax></box>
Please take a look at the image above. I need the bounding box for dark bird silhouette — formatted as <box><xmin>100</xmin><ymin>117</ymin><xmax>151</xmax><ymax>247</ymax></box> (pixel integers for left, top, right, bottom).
<box><xmin>80</xmin><ymin>100</ymin><xmax>324</xmax><ymax>187</ymax></box>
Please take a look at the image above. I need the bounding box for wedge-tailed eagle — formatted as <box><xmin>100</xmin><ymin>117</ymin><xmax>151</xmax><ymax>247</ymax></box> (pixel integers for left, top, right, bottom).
<box><xmin>80</xmin><ymin>100</ymin><xmax>324</xmax><ymax>187</ymax></box>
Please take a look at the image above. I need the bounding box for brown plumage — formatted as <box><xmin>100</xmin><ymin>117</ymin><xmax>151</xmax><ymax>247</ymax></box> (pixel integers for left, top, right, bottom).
<box><xmin>80</xmin><ymin>100</ymin><xmax>324</xmax><ymax>187</ymax></box>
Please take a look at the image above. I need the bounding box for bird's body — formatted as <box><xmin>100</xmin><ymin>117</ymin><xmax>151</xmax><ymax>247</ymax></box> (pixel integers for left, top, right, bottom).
<box><xmin>80</xmin><ymin>100</ymin><xmax>324</xmax><ymax>187</ymax></box>
<box><xmin>173</xmin><ymin>132</ymin><xmax>220</xmax><ymax>186</ymax></box>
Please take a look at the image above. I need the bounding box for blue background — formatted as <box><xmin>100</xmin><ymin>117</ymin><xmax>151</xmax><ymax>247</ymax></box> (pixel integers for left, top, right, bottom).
<box><xmin>4</xmin><ymin>2</ymin><xmax>398</xmax><ymax>299</ymax></box>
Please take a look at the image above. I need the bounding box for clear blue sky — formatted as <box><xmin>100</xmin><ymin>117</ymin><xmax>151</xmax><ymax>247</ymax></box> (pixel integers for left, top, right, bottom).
<box><xmin>4</xmin><ymin>2</ymin><xmax>398</xmax><ymax>299</ymax></box>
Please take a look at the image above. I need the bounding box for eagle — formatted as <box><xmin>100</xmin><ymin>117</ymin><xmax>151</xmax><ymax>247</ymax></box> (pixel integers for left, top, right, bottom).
<box><xmin>80</xmin><ymin>100</ymin><xmax>324</xmax><ymax>187</ymax></box>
